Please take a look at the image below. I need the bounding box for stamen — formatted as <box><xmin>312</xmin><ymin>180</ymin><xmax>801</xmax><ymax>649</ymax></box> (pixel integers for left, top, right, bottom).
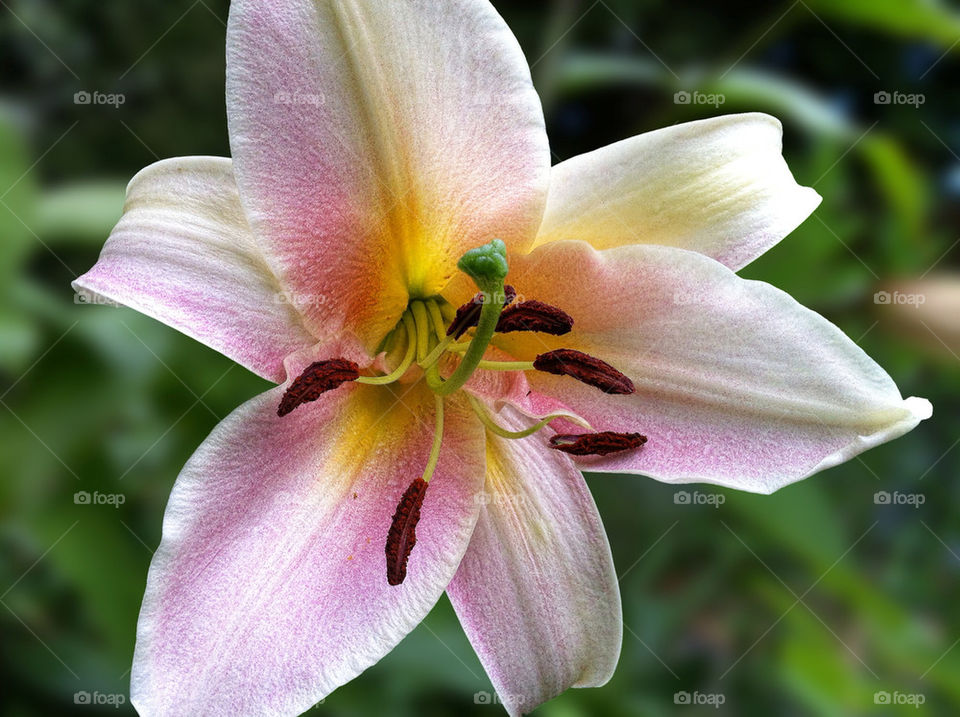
<box><xmin>533</xmin><ymin>349</ymin><xmax>635</xmax><ymax>395</ymax></box>
<box><xmin>385</xmin><ymin>394</ymin><xmax>444</xmax><ymax>586</ymax></box>
<box><xmin>550</xmin><ymin>431</ymin><xmax>647</xmax><ymax>456</ymax></box>
<box><xmin>410</xmin><ymin>301</ymin><xmax>432</xmax><ymax>363</ymax></box>
<box><xmin>470</xmin><ymin>359</ymin><xmax>532</xmax><ymax>372</ymax></box>
<box><xmin>467</xmin><ymin>394</ymin><xmax>591</xmax><ymax>439</ymax></box>
<box><xmin>385</xmin><ymin>477</ymin><xmax>429</xmax><ymax>586</ymax></box>
<box><xmin>446</xmin><ymin>285</ymin><xmax>517</xmax><ymax>339</ymax></box>
<box><xmin>277</xmin><ymin>359</ymin><xmax>360</xmax><ymax>416</ymax></box>
<box><xmin>496</xmin><ymin>300</ymin><xmax>573</xmax><ymax>336</ymax></box>
<box><xmin>426</xmin><ymin>300</ymin><xmax>448</xmax><ymax>344</ymax></box>
<box><xmin>356</xmin><ymin>311</ymin><xmax>417</xmax><ymax>386</ymax></box>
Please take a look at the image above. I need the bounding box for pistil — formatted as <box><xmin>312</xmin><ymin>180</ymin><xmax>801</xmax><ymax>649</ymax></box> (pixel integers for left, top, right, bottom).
<box><xmin>427</xmin><ymin>240</ymin><xmax>511</xmax><ymax>397</ymax></box>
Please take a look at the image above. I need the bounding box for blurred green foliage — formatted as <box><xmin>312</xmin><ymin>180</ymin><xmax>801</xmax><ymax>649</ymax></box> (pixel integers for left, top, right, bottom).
<box><xmin>1</xmin><ymin>1</ymin><xmax>958</xmax><ymax>715</ymax></box>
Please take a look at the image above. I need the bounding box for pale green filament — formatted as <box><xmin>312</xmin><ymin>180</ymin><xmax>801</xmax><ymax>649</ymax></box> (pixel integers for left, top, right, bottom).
<box><xmin>439</xmin><ymin>301</ymin><xmax>456</xmax><ymax>324</ymax></box>
<box><xmin>418</xmin><ymin>336</ymin><xmax>458</xmax><ymax>367</ymax></box>
<box><xmin>410</xmin><ymin>301</ymin><xmax>431</xmax><ymax>363</ymax></box>
<box><xmin>356</xmin><ymin>311</ymin><xmax>417</xmax><ymax>386</ymax></box>
<box><xmin>420</xmin><ymin>332</ymin><xmax>456</xmax><ymax>368</ymax></box>
<box><xmin>421</xmin><ymin>393</ymin><xmax>445</xmax><ymax>483</ymax></box>
<box><xmin>476</xmin><ymin>360</ymin><xmax>535</xmax><ymax>371</ymax></box>
<box><xmin>467</xmin><ymin>394</ymin><xmax>591</xmax><ymax>439</ymax></box>
<box><xmin>426</xmin><ymin>301</ymin><xmax>447</xmax><ymax>344</ymax></box>
<box><xmin>419</xmin><ymin>298</ymin><xmax>457</xmax><ymax>368</ymax></box>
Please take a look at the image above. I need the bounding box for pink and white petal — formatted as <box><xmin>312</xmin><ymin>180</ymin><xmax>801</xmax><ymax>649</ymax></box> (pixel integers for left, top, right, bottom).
<box><xmin>72</xmin><ymin>157</ymin><xmax>318</xmax><ymax>383</ymax></box>
<box><xmin>447</xmin><ymin>404</ymin><xmax>621</xmax><ymax>717</ymax></box>
<box><xmin>534</xmin><ymin>114</ymin><xmax>821</xmax><ymax>270</ymax></box>
<box><xmin>501</xmin><ymin>241</ymin><xmax>932</xmax><ymax>494</ymax></box>
<box><xmin>132</xmin><ymin>381</ymin><xmax>486</xmax><ymax>716</ymax></box>
<box><xmin>226</xmin><ymin>0</ymin><xmax>550</xmax><ymax>350</ymax></box>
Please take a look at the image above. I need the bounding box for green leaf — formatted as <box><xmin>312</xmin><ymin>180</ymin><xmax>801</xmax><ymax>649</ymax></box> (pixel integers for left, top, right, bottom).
<box><xmin>36</xmin><ymin>181</ymin><xmax>126</xmax><ymax>246</ymax></box>
<box><xmin>803</xmin><ymin>0</ymin><xmax>960</xmax><ymax>48</ymax></box>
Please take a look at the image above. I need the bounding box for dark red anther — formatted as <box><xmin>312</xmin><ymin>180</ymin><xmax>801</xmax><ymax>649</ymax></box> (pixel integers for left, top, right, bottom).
<box><xmin>495</xmin><ymin>300</ymin><xmax>573</xmax><ymax>335</ymax></box>
<box><xmin>385</xmin><ymin>478</ymin><xmax>429</xmax><ymax>586</ymax></box>
<box><xmin>533</xmin><ymin>349</ymin><xmax>635</xmax><ymax>395</ymax></box>
<box><xmin>446</xmin><ymin>285</ymin><xmax>517</xmax><ymax>339</ymax></box>
<box><xmin>277</xmin><ymin>359</ymin><xmax>360</xmax><ymax>417</ymax></box>
<box><xmin>550</xmin><ymin>431</ymin><xmax>647</xmax><ymax>456</ymax></box>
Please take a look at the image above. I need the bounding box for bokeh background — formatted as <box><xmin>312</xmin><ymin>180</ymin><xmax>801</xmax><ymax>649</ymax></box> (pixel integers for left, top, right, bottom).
<box><xmin>1</xmin><ymin>0</ymin><xmax>958</xmax><ymax>714</ymax></box>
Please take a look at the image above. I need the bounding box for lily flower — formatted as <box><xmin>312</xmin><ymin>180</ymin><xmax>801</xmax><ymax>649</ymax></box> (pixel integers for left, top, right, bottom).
<box><xmin>73</xmin><ymin>1</ymin><xmax>931</xmax><ymax>715</ymax></box>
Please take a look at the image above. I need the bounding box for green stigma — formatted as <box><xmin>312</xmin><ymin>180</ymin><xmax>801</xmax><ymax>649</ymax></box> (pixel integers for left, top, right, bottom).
<box><xmin>457</xmin><ymin>239</ymin><xmax>508</xmax><ymax>287</ymax></box>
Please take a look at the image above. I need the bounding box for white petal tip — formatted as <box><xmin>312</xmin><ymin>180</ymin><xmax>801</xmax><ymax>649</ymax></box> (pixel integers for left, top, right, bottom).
<box><xmin>905</xmin><ymin>396</ymin><xmax>933</xmax><ymax>421</ymax></box>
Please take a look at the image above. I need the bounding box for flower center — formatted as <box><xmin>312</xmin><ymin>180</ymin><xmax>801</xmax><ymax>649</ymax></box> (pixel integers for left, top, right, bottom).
<box><xmin>276</xmin><ymin>239</ymin><xmax>646</xmax><ymax>586</ymax></box>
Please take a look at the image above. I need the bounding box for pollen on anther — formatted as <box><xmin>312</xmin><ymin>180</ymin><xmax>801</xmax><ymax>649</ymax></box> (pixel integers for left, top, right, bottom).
<box><xmin>277</xmin><ymin>359</ymin><xmax>360</xmax><ymax>417</ymax></box>
<box><xmin>496</xmin><ymin>300</ymin><xmax>573</xmax><ymax>335</ymax></box>
<box><xmin>385</xmin><ymin>478</ymin><xmax>429</xmax><ymax>586</ymax></box>
<box><xmin>447</xmin><ymin>285</ymin><xmax>517</xmax><ymax>339</ymax></box>
<box><xmin>533</xmin><ymin>349</ymin><xmax>635</xmax><ymax>395</ymax></box>
<box><xmin>550</xmin><ymin>431</ymin><xmax>647</xmax><ymax>456</ymax></box>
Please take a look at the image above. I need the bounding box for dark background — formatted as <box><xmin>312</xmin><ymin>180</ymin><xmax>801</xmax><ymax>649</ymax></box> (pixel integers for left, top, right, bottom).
<box><xmin>1</xmin><ymin>0</ymin><xmax>959</xmax><ymax>714</ymax></box>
